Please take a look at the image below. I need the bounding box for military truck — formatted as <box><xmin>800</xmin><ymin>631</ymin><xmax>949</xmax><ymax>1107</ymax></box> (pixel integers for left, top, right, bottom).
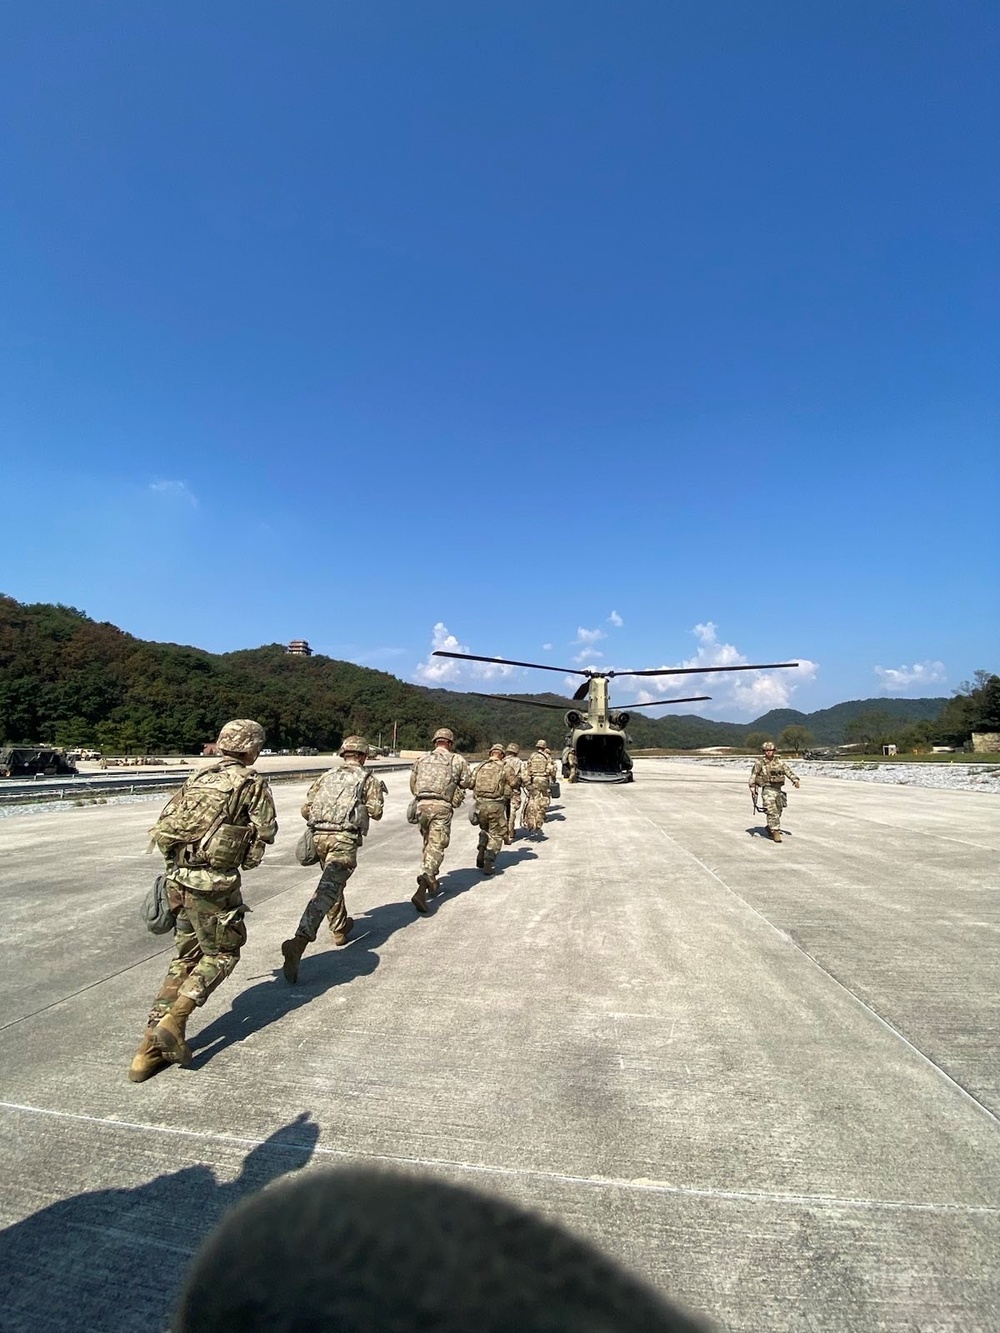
<box><xmin>0</xmin><ymin>746</ymin><xmax>80</xmax><ymax>778</ymax></box>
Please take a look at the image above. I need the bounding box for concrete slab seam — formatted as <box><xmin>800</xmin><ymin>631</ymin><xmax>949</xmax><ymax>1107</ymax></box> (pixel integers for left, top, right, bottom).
<box><xmin>642</xmin><ymin>816</ymin><xmax>1000</xmax><ymax>1131</ymax></box>
<box><xmin>2</xmin><ymin>1101</ymin><xmax>997</xmax><ymax>1219</ymax></box>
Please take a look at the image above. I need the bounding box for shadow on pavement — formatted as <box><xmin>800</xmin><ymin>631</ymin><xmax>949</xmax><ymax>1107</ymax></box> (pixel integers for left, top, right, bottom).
<box><xmin>0</xmin><ymin>1112</ymin><xmax>319</xmax><ymax>1333</ymax></box>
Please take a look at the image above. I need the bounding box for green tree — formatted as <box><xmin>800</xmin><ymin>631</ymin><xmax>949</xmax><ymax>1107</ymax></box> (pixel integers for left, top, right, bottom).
<box><xmin>935</xmin><ymin>671</ymin><xmax>1000</xmax><ymax>746</ymax></box>
<box><xmin>843</xmin><ymin>710</ymin><xmax>897</xmax><ymax>752</ymax></box>
<box><xmin>744</xmin><ymin>731</ymin><xmax>770</xmax><ymax>751</ymax></box>
<box><xmin>777</xmin><ymin>724</ymin><xmax>813</xmax><ymax>754</ymax></box>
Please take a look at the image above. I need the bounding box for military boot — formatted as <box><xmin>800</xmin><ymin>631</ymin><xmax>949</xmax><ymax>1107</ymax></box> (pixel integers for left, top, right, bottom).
<box><xmin>331</xmin><ymin>916</ymin><xmax>354</xmax><ymax>946</ymax></box>
<box><xmin>153</xmin><ymin>994</ymin><xmax>197</xmax><ymax>1065</ymax></box>
<box><xmin>476</xmin><ymin>849</ymin><xmax>486</xmax><ymax>870</ymax></box>
<box><xmin>482</xmin><ymin>851</ymin><xmax>496</xmax><ymax>875</ymax></box>
<box><xmin>127</xmin><ymin>1029</ymin><xmax>169</xmax><ymax>1083</ymax></box>
<box><xmin>412</xmin><ymin>874</ymin><xmax>431</xmax><ymax>914</ymax></box>
<box><xmin>426</xmin><ymin>875</ymin><xmax>441</xmax><ymax>898</ymax></box>
<box><xmin>281</xmin><ymin>934</ymin><xmax>309</xmax><ymax>983</ymax></box>
<box><xmin>771</xmin><ymin>828</ymin><xmax>783</xmax><ymax>843</ymax></box>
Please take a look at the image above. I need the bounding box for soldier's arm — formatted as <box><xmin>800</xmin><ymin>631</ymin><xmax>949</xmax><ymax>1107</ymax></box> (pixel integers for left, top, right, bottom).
<box><xmin>364</xmin><ymin>772</ymin><xmax>385</xmax><ymax>820</ymax></box>
<box><xmin>409</xmin><ymin>763</ymin><xmax>420</xmax><ymax>796</ymax></box>
<box><xmin>458</xmin><ymin>756</ymin><xmax>475</xmax><ymax>789</ymax></box>
<box><xmin>748</xmin><ymin>763</ymin><xmax>760</xmax><ymax>789</ymax></box>
<box><xmin>247</xmin><ymin>778</ymin><xmax>278</xmax><ymax>844</ymax></box>
<box><xmin>301</xmin><ymin>775</ymin><xmax>322</xmax><ymax>822</ymax></box>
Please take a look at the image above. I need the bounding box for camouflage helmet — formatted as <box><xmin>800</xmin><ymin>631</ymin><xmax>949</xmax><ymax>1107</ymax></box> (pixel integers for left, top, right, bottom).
<box><xmin>489</xmin><ymin>742</ymin><xmax>505</xmax><ymax>756</ymax></box>
<box><xmin>536</xmin><ymin>739</ymin><xmax>547</xmax><ymax>749</ymax></box>
<box><xmin>340</xmin><ymin>735</ymin><xmax>369</xmax><ymax>757</ymax></box>
<box><xmin>432</xmin><ymin>728</ymin><xmax>455</xmax><ymax>744</ymax></box>
<box><xmin>505</xmin><ymin>743</ymin><xmax>520</xmax><ymax>755</ymax></box>
<box><xmin>216</xmin><ymin>719</ymin><xmax>265</xmax><ymax>756</ymax></box>
<box><xmin>762</xmin><ymin>741</ymin><xmax>776</xmax><ymax>752</ymax></box>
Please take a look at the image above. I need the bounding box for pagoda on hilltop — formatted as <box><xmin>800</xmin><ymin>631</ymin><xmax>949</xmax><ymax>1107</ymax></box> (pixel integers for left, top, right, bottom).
<box><xmin>287</xmin><ymin>639</ymin><xmax>312</xmax><ymax>656</ymax></box>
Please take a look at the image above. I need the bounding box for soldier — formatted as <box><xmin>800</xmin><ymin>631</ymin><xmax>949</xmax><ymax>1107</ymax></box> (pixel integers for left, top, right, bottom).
<box><xmin>749</xmin><ymin>741</ymin><xmax>801</xmax><ymax>843</ymax></box>
<box><xmin>128</xmin><ymin>719</ymin><xmax>276</xmax><ymax>1082</ymax></box>
<box><xmin>409</xmin><ymin>727</ymin><xmax>474</xmax><ymax>912</ymax></box>
<box><xmin>473</xmin><ymin>744</ymin><xmax>513</xmax><ymax>874</ymax></box>
<box><xmin>562</xmin><ymin>746</ymin><xmax>579</xmax><ymax>783</ymax></box>
<box><xmin>522</xmin><ymin>739</ymin><xmax>557</xmax><ymax>836</ymax></box>
<box><xmin>280</xmin><ymin>736</ymin><xmax>386</xmax><ymax>984</ymax></box>
<box><xmin>503</xmin><ymin>743</ymin><xmax>523</xmax><ymax>844</ymax></box>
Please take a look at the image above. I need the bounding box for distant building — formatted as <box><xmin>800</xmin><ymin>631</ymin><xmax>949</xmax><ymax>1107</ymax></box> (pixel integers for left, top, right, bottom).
<box><xmin>287</xmin><ymin>640</ymin><xmax>313</xmax><ymax>656</ymax></box>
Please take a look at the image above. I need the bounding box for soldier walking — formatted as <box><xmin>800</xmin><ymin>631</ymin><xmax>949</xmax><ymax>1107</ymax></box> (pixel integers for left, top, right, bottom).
<box><xmin>503</xmin><ymin>742</ymin><xmax>523</xmax><ymax>844</ymax></box>
<box><xmin>749</xmin><ymin>741</ymin><xmax>801</xmax><ymax>843</ymax></box>
<box><xmin>522</xmin><ymin>739</ymin><xmax>557</xmax><ymax>836</ymax></box>
<box><xmin>128</xmin><ymin>719</ymin><xmax>276</xmax><ymax>1082</ymax></box>
<box><xmin>473</xmin><ymin>744</ymin><xmax>513</xmax><ymax>874</ymax></box>
<box><xmin>409</xmin><ymin>727</ymin><xmax>474</xmax><ymax>912</ymax></box>
<box><xmin>280</xmin><ymin>736</ymin><xmax>385</xmax><ymax>983</ymax></box>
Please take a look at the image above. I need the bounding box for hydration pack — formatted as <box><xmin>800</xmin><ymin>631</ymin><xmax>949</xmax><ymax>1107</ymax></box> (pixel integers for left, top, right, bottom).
<box><xmin>149</xmin><ymin>762</ymin><xmax>255</xmax><ymax>870</ymax></box>
<box><xmin>412</xmin><ymin>750</ymin><xmax>459</xmax><ymax>802</ymax></box>
<box><xmin>474</xmin><ymin>760</ymin><xmax>505</xmax><ymax>799</ymax></box>
<box><xmin>305</xmin><ymin>765</ymin><xmax>370</xmax><ymax>836</ymax></box>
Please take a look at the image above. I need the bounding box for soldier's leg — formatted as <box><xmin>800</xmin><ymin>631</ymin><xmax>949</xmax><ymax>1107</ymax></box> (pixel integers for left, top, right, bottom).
<box><xmin>483</xmin><ymin>806</ymin><xmax>505</xmax><ymax>872</ymax></box>
<box><xmin>153</xmin><ymin>887</ymin><xmax>247</xmax><ymax>1064</ymax></box>
<box><xmin>130</xmin><ymin>883</ymin><xmax>199</xmax><ymax>1081</ymax></box>
<box><xmin>423</xmin><ymin>810</ymin><xmax>452</xmax><ymax>877</ymax></box>
<box><xmin>476</xmin><ymin>821</ymin><xmax>488</xmax><ymax>870</ymax></box>
<box><xmin>762</xmin><ymin>788</ymin><xmax>781</xmax><ymax>838</ymax></box>
<box><xmin>505</xmin><ymin>798</ymin><xmax>514</xmax><ymax>844</ymax></box>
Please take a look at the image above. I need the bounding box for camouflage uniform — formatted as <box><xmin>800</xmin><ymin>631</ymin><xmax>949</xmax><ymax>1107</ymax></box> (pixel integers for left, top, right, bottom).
<box><xmin>563</xmin><ymin>747</ymin><xmax>579</xmax><ymax>783</ymax></box>
<box><xmin>130</xmin><ymin>720</ymin><xmax>275</xmax><ymax>1081</ymax></box>
<box><xmin>749</xmin><ymin>749</ymin><xmax>801</xmax><ymax>841</ymax></box>
<box><xmin>503</xmin><ymin>745</ymin><xmax>523</xmax><ymax>844</ymax></box>
<box><xmin>522</xmin><ymin>742</ymin><xmax>557</xmax><ymax>833</ymax></box>
<box><xmin>409</xmin><ymin>732</ymin><xmax>473</xmax><ymax>909</ymax></box>
<box><xmin>296</xmin><ymin>758</ymin><xmax>385</xmax><ymax>943</ymax></box>
<box><xmin>474</xmin><ymin>746</ymin><xmax>513</xmax><ymax>873</ymax></box>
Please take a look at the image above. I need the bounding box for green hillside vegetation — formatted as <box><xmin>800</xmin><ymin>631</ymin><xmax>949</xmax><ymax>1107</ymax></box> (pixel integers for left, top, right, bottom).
<box><xmin>0</xmin><ymin>596</ymin><xmax>993</xmax><ymax>755</ymax></box>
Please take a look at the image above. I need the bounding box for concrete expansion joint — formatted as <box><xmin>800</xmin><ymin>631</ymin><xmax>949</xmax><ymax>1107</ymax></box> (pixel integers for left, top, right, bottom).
<box><xmin>2</xmin><ymin>1101</ymin><xmax>998</xmax><ymax>1218</ymax></box>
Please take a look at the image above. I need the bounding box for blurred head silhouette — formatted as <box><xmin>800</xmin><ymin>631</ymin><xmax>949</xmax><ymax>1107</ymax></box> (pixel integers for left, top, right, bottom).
<box><xmin>175</xmin><ymin>1166</ymin><xmax>705</xmax><ymax>1332</ymax></box>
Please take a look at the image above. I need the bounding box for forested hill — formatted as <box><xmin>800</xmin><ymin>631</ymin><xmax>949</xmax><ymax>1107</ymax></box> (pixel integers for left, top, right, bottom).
<box><xmin>0</xmin><ymin>595</ymin><xmax>954</xmax><ymax>753</ymax></box>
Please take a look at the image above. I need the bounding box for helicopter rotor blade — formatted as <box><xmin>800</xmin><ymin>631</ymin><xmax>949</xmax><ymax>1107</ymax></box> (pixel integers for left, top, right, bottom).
<box><xmin>615</xmin><ymin>695</ymin><xmax>712</xmax><ymax>708</ymax></box>
<box><xmin>433</xmin><ymin>650</ymin><xmax>588</xmax><ymax>676</ymax></box>
<box><xmin>572</xmin><ymin>680</ymin><xmax>592</xmax><ymax>702</ymax></box>
<box><xmin>611</xmin><ymin>661</ymin><xmax>799</xmax><ymax>679</ymax></box>
<box><xmin>469</xmin><ymin>692</ymin><xmax>574</xmax><ymax>711</ymax></box>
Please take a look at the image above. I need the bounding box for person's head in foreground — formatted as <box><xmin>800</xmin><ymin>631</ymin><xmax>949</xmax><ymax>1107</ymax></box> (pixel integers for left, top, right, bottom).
<box><xmin>174</xmin><ymin>1166</ymin><xmax>706</xmax><ymax>1332</ymax></box>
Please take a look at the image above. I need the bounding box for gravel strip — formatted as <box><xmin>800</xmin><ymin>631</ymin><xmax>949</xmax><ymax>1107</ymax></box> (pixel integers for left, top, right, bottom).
<box><xmin>664</xmin><ymin>755</ymin><xmax>1000</xmax><ymax>795</ymax></box>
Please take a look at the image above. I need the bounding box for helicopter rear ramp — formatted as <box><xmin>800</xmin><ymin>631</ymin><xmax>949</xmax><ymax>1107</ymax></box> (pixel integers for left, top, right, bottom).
<box><xmin>0</xmin><ymin>761</ymin><xmax>997</xmax><ymax>1331</ymax></box>
<box><xmin>575</xmin><ymin>731</ymin><xmax>633</xmax><ymax>782</ymax></box>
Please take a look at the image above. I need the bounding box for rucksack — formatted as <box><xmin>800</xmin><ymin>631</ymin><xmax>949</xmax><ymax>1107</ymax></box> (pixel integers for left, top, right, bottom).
<box><xmin>305</xmin><ymin>765</ymin><xmax>370</xmax><ymax>835</ymax></box>
<box><xmin>473</xmin><ymin>759</ymin><xmax>505</xmax><ymax>799</ymax></box>
<box><xmin>412</xmin><ymin>750</ymin><xmax>459</xmax><ymax>802</ymax></box>
<box><xmin>526</xmin><ymin>752</ymin><xmax>550</xmax><ymax>779</ymax></box>
<box><xmin>149</xmin><ymin>762</ymin><xmax>255</xmax><ymax>869</ymax></box>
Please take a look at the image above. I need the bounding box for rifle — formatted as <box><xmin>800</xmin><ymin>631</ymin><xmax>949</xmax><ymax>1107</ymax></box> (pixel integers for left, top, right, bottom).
<box><xmin>750</xmin><ymin>786</ymin><xmax>763</xmax><ymax>815</ymax></box>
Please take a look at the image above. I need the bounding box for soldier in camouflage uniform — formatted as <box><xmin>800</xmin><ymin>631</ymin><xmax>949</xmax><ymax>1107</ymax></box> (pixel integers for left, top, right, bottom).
<box><xmin>280</xmin><ymin>737</ymin><xmax>386</xmax><ymax>983</ymax></box>
<box><xmin>522</xmin><ymin>739</ymin><xmax>557</xmax><ymax>836</ymax></box>
<box><xmin>473</xmin><ymin>744</ymin><xmax>513</xmax><ymax>874</ymax></box>
<box><xmin>503</xmin><ymin>743</ymin><xmax>523</xmax><ymax>844</ymax></box>
<box><xmin>409</xmin><ymin>727</ymin><xmax>474</xmax><ymax>912</ymax></box>
<box><xmin>563</xmin><ymin>746</ymin><xmax>579</xmax><ymax>783</ymax></box>
<box><xmin>128</xmin><ymin>719</ymin><xmax>277</xmax><ymax>1082</ymax></box>
<box><xmin>749</xmin><ymin>741</ymin><xmax>801</xmax><ymax>843</ymax></box>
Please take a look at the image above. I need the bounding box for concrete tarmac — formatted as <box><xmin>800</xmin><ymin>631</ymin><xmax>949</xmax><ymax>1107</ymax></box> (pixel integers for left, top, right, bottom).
<box><xmin>0</xmin><ymin>759</ymin><xmax>997</xmax><ymax>1331</ymax></box>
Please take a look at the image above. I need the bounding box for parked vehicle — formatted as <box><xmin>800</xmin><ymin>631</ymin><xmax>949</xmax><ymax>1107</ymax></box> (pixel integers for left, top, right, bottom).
<box><xmin>0</xmin><ymin>746</ymin><xmax>79</xmax><ymax>778</ymax></box>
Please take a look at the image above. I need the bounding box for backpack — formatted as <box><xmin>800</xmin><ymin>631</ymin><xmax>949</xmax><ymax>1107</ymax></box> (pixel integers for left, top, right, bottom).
<box><xmin>305</xmin><ymin>765</ymin><xmax>370</xmax><ymax>836</ymax></box>
<box><xmin>412</xmin><ymin>750</ymin><xmax>459</xmax><ymax>802</ymax></box>
<box><xmin>526</xmin><ymin>752</ymin><xmax>550</xmax><ymax>779</ymax></box>
<box><xmin>474</xmin><ymin>759</ymin><xmax>505</xmax><ymax>799</ymax></box>
<box><xmin>149</xmin><ymin>762</ymin><xmax>255</xmax><ymax>869</ymax></box>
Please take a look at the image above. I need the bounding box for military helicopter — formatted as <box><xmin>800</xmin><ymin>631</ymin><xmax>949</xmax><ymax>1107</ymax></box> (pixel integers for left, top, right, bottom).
<box><xmin>433</xmin><ymin>650</ymin><xmax>800</xmax><ymax>783</ymax></box>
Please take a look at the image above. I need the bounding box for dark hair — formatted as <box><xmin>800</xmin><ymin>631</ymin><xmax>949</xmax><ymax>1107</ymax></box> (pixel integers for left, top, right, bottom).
<box><xmin>175</xmin><ymin>1167</ymin><xmax>706</xmax><ymax>1332</ymax></box>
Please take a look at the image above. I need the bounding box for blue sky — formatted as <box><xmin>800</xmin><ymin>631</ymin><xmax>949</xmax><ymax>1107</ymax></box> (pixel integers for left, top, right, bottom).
<box><xmin>2</xmin><ymin>1</ymin><xmax>996</xmax><ymax>719</ymax></box>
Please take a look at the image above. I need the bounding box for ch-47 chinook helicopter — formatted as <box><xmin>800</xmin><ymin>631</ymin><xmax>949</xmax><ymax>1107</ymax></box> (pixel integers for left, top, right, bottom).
<box><xmin>432</xmin><ymin>650</ymin><xmax>800</xmax><ymax>783</ymax></box>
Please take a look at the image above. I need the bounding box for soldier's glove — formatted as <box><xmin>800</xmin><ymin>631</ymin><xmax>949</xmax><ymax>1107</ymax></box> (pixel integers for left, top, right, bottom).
<box><xmin>241</xmin><ymin>840</ymin><xmax>266</xmax><ymax>870</ymax></box>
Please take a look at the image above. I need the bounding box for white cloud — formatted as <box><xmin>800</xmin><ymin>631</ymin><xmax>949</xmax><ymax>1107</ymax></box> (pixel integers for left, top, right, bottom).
<box><xmin>616</xmin><ymin>623</ymin><xmax>816</xmax><ymax>716</ymax></box>
<box><xmin>572</xmin><ymin>650</ymin><xmax>603</xmax><ymax>665</ymax></box>
<box><xmin>574</xmin><ymin>626</ymin><xmax>606</xmax><ymax>645</ymax></box>
<box><xmin>413</xmin><ymin>622</ymin><xmax>518</xmax><ymax>685</ymax></box>
<box><xmin>149</xmin><ymin>479</ymin><xmax>197</xmax><ymax>506</ymax></box>
<box><xmin>608</xmin><ymin>610</ymin><xmax>623</xmax><ymax>627</ymax></box>
<box><xmin>875</xmin><ymin>660</ymin><xmax>947</xmax><ymax>693</ymax></box>
<box><xmin>541</xmin><ymin>643</ymin><xmax>553</xmax><ymax>651</ymax></box>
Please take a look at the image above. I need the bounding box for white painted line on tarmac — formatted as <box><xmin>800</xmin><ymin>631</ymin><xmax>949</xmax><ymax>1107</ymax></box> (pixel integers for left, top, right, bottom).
<box><xmin>1</xmin><ymin>1100</ymin><xmax>997</xmax><ymax>1218</ymax></box>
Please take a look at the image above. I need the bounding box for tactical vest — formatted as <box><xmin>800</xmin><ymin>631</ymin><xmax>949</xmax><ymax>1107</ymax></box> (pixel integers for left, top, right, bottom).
<box><xmin>413</xmin><ymin>749</ymin><xmax>459</xmax><ymax>802</ymax></box>
<box><xmin>306</xmin><ymin>765</ymin><xmax>370</xmax><ymax>835</ymax></box>
<box><xmin>474</xmin><ymin>759</ymin><xmax>505</xmax><ymax>800</ymax></box>
<box><xmin>150</xmin><ymin>761</ymin><xmax>256</xmax><ymax>870</ymax></box>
